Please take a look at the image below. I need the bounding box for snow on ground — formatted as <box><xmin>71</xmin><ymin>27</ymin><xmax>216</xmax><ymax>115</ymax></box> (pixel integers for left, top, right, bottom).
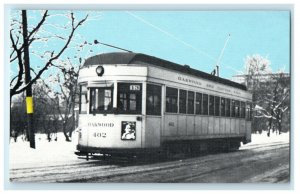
<box><xmin>241</xmin><ymin>131</ymin><xmax>290</xmax><ymax>147</ymax></box>
<box><xmin>9</xmin><ymin>132</ymin><xmax>82</xmax><ymax>169</ymax></box>
<box><xmin>9</xmin><ymin>131</ymin><xmax>290</xmax><ymax>169</ymax></box>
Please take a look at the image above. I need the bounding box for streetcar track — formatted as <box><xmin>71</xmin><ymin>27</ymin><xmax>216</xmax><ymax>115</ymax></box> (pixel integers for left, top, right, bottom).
<box><xmin>9</xmin><ymin>143</ymin><xmax>289</xmax><ymax>182</ymax></box>
<box><xmin>171</xmin><ymin>149</ymin><xmax>289</xmax><ymax>182</ymax></box>
<box><xmin>61</xmin><ymin>145</ymin><xmax>289</xmax><ymax>183</ymax></box>
<box><xmin>10</xmin><ymin>141</ymin><xmax>287</xmax><ymax>172</ymax></box>
<box><xmin>95</xmin><ymin>146</ymin><xmax>289</xmax><ymax>183</ymax></box>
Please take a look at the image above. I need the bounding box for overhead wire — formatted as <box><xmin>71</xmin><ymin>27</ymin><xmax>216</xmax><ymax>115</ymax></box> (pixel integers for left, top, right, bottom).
<box><xmin>125</xmin><ymin>11</ymin><xmax>218</xmax><ymax>65</ymax></box>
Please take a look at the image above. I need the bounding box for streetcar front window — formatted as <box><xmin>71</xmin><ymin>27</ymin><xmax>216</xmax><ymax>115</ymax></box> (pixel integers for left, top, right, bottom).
<box><xmin>79</xmin><ymin>85</ymin><xmax>87</xmax><ymax>114</ymax></box>
<box><xmin>117</xmin><ymin>83</ymin><xmax>142</xmax><ymax>114</ymax></box>
<box><xmin>90</xmin><ymin>87</ymin><xmax>113</xmax><ymax>114</ymax></box>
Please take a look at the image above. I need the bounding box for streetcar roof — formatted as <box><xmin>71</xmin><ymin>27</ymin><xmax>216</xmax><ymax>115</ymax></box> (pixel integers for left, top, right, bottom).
<box><xmin>83</xmin><ymin>52</ymin><xmax>247</xmax><ymax>91</ymax></box>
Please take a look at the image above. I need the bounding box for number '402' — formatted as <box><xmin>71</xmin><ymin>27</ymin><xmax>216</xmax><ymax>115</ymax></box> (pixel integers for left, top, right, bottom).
<box><xmin>93</xmin><ymin>132</ymin><xmax>106</xmax><ymax>138</ymax></box>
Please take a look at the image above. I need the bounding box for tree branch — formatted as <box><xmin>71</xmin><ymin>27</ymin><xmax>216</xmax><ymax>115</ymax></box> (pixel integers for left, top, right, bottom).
<box><xmin>27</xmin><ymin>10</ymin><xmax>49</xmax><ymax>40</ymax></box>
<box><xmin>13</xmin><ymin>13</ymin><xmax>89</xmax><ymax>96</ymax></box>
<box><xmin>10</xmin><ymin>30</ymin><xmax>24</xmax><ymax>97</ymax></box>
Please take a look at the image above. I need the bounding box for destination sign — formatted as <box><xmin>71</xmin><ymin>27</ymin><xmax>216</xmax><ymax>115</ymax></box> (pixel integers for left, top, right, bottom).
<box><xmin>88</xmin><ymin>123</ymin><xmax>114</xmax><ymax>127</ymax></box>
<box><xmin>130</xmin><ymin>85</ymin><xmax>141</xmax><ymax>91</ymax></box>
<box><xmin>177</xmin><ymin>75</ymin><xmax>243</xmax><ymax>96</ymax></box>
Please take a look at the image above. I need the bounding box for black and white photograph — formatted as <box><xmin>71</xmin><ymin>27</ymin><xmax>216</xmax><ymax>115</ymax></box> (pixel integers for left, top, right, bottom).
<box><xmin>4</xmin><ymin>3</ymin><xmax>294</xmax><ymax>189</ymax></box>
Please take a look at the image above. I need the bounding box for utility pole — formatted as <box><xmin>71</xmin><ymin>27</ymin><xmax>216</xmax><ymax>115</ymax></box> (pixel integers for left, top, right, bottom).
<box><xmin>22</xmin><ymin>10</ymin><xmax>35</xmax><ymax>148</ymax></box>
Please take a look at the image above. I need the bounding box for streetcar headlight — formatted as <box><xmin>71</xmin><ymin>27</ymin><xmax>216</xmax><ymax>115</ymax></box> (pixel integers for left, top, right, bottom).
<box><xmin>96</xmin><ymin>65</ymin><xmax>104</xmax><ymax>76</ymax></box>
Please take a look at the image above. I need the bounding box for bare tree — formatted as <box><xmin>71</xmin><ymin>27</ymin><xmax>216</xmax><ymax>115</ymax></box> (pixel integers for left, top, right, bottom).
<box><xmin>254</xmin><ymin>72</ymin><xmax>290</xmax><ymax>136</ymax></box>
<box><xmin>44</xmin><ymin>58</ymin><xmax>83</xmax><ymax>142</ymax></box>
<box><xmin>32</xmin><ymin>80</ymin><xmax>59</xmax><ymax>141</ymax></box>
<box><xmin>243</xmin><ymin>54</ymin><xmax>272</xmax><ymax>133</ymax></box>
<box><xmin>10</xmin><ymin>10</ymin><xmax>88</xmax><ymax>101</ymax></box>
<box><xmin>243</xmin><ymin>55</ymin><xmax>290</xmax><ymax>135</ymax></box>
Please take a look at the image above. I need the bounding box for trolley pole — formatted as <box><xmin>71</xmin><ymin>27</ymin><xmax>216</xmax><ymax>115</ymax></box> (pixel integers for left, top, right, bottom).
<box><xmin>22</xmin><ymin>10</ymin><xmax>35</xmax><ymax>149</ymax></box>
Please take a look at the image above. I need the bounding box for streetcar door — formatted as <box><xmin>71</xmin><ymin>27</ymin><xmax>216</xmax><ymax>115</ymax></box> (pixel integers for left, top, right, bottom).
<box><xmin>144</xmin><ymin>84</ymin><xmax>162</xmax><ymax>148</ymax></box>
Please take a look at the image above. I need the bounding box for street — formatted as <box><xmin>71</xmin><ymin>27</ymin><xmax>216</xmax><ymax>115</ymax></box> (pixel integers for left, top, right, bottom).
<box><xmin>9</xmin><ymin>141</ymin><xmax>289</xmax><ymax>183</ymax></box>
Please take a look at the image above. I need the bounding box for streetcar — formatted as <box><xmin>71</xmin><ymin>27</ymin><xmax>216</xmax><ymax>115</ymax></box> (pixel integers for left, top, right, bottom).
<box><xmin>75</xmin><ymin>52</ymin><xmax>252</xmax><ymax>157</ymax></box>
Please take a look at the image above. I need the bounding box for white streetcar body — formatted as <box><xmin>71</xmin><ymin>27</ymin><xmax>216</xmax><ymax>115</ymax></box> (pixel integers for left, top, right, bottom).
<box><xmin>76</xmin><ymin>52</ymin><xmax>252</xmax><ymax>155</ymax></box>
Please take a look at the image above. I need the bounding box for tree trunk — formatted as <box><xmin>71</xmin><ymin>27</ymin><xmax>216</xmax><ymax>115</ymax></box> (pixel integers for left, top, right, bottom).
<box><xmin>68</xmin><ymin>114</ymin><xmax>75</xmax><ymax>138</ymax></box>
<box><xmin>278</xmin><ymin>111</ymin><xmax>283</xmax><ymax>134</ymax></box>
<box><xmin>62</xmin><ymin>121</ymin><xmax>71</xmax><ymax>142</ymax></box>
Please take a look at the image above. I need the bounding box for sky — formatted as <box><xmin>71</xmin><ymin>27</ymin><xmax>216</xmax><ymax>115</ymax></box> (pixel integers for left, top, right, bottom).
<box><xmin>10</xmin><ymin>10</ymin><xmax>291</xmax><ymax>81</ymax></box>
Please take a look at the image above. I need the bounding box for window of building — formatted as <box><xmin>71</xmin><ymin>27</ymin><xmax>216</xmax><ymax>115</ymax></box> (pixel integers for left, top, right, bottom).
<box><xmin>195</xmin><ymin>93</ymin><xmax>202</xmax><ymax>115</ymax></box>
<box><xmin>202</xmin><ymin>94</ymin><xmax>208</xmax><ymax>115</ymax></box>
<box><xmin>220</xmin><ymin>97</ymin><xmax>226</xmax><ymax>117</ymax></box>
<box><xmin>209</xmin><ymin>95</ymin><xmax>215</xmax><ymax>116</ymax></box>
<box><xmin>79</xmin><ymin>85</ymin><xmax>88</xmax><ymax>114</ymax></box>
<box><xmin>231</xmin><ymin>100</ymin><xmax>235</xmax><ymax>117</ymax></box>
<box><xmin>117</xmin><ymin>83</ymin><xmax>142</xmax><ymax>114</ymax></box>
<box><xmin>241</xmin><ymin>101</ymin><xmax>246</xmax><ymax>118</ymax></box>
<box><xmin>226</xmin><ymin>98</ymin><xmax>231</xmax><ymax>117</ymax></box>
<box><xmin>90</xmin><ymin>87</ymin><xmax>113</xmax><ymax>114</ymax></box>
<box><xmin>215</xmin><ymin>96</ymin><xmax>220</xmax><ymax>116</ymax></box>
<box><xmin>187</xmin><ymin>91</ymin><xmax>195</xmax><ymax>114</ymax></box>
<box><xmin>166</xmin><ymin>87</ymin><xmax>178</xmax><ymax>113</ymax></box>
<box><xmin>146</xmin><ymin>84</ymin><xmax>162</xmax><ymax>115</ymax></box>
<box><xmin>179</xmin><ymin>90</ymin><xmax>187</xmax><ymax>114</ymax></box>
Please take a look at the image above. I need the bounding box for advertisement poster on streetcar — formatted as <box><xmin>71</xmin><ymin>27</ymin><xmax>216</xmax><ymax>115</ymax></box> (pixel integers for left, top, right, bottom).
<box><xmin>121</xmin><ymin>121</ymin><xmax>136</xmax><ymax>140</ymax></box>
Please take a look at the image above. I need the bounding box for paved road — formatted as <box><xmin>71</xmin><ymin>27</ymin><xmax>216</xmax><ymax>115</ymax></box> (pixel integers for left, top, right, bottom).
<box><xmin>10</xmin><ymin>141</ymin><xmax>290</xmax><ymax>183</ymax></box>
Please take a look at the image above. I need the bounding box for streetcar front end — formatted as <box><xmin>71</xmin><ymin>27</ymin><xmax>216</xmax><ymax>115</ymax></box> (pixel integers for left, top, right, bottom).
<box><xmin>76</xmin><ymin>60</ymin><xmax>149</xmax><ymax>155</ymax></box>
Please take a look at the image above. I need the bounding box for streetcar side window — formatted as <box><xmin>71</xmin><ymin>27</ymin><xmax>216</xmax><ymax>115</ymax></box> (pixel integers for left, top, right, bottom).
<box><xmin>235</xmin><ymin>101</ymin><xmax>240</xmax><ymax>118</ymax></box>
<box><xmin>117</xmin><ymin>83</ymin><xmax>142</xmax><ymax>114</ymax></box>
<box><xmin>187</xmin><ymin>91</ymin><xmax>195</xmax><ymax>114</ymax></box>
<box><xmin>79</xmin><ymin>85</ymin><xmax>88</xmax><ymax>114</ymax></box>
<box><xmin>231</xmin><ymin>99</ymin><xmax>235</xmax><ymax>117</ymax></box>
<box><xmin>250</xmin><ymin>103</ymin><xmax>253</xmax><ymax>120</ymax></box>
<box><xmin>166</xmin><ymin>87</ymin><xmax>178</xmax><ymax>113</ymax></box>
<box><xmin>195</xmin><ymin>93</ymin><xmax>202</xmax><ymax>115</ymax></box>
<box><xmin>220</xmin><ymin>97</ymin><xmax>226</xmax><ymax>117</ymax></box>
<box><xmin>241</xmin><ymin>101</ymin><xmax>246</xmax><ymax>118</ymax></box>
<box><xmin>215</xmin><ymin>96</ymin><xmax>220</xmax><ymax>116</ymax></box>
<box><xmin>225</xmin><ymin>98</ymin><xmax>231</xmax><ymax>117</ymax></box>
<box><xmin>202</xmin><ymin>94</ymin><xmax>208</xmax><ymax>115</ymax></box>
<box><xmin>146</xmin><ymin>84</ymin><xmax>162</xmax><ymax>115</ymax></box>
<box><xmin>179</xmin><ymin>90</ymin><xmax>187</xmax><ymax>114</ymax></box>
<box><xmin>246</xmin><ymin>103</ymin><xmax>250</xmax><ymax>120</ymax></box>
<box><xmin>209</xmin><ymin>95</ymin><xmax>215</xmax><ymax>116</ymax></box>
<box><xmin>90</xmin><ymin>87</ymin><xmax>113</xmax><ymax>114</ymax></box>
